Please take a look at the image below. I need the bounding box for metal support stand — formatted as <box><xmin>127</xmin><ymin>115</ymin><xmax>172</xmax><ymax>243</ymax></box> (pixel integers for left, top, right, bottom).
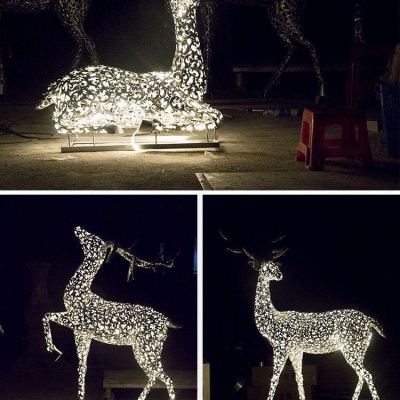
<box><xmin>61</xmin><ymin>128</ymin><xmax>220</xmax><ymax>153</ymax></box>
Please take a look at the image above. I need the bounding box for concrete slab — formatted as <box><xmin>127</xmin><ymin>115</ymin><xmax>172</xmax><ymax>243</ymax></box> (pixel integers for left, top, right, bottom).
<box><xmin>196</xmin><ymin>171</ymin><xmax>399</xmax><ymax>190</ymax></box>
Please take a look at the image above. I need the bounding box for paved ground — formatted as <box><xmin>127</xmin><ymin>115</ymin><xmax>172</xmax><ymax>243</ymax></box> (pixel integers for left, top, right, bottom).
<box><xmin>0</xmin><ymin>103</ymin><xmax>398</xmax><ymax>190</ymax></box>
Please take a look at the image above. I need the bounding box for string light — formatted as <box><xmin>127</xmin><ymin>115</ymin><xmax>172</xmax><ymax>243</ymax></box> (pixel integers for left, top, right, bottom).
<box><xmin>43</xmin><ymin>227</ymin><xmax>180</xmax><ymax>400</ymax></box>
<box><xmin>37</xmin><ymin>0</ymin><xmax>223</xmax><ymax>137</ymax></box>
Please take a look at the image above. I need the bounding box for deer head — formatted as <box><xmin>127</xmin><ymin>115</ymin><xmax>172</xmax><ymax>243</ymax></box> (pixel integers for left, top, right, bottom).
<box><xmin>220</xmin><ymin>231</ymin><xmax>288</xmax><ymax>279</ymax></box>
<box><xmin>169</xmin><ymin>0</ymin><xmax>199</xmax><ymax>18</ymax></box>
<box><xmin>74</xmin><ymin>226</ymin><xmax>109</xmax><ymax>260</ymax></box>
<box><xmin>74</xmin><ymin>226</ymin><xmax>177</xmax><ymax>280</ymax></box>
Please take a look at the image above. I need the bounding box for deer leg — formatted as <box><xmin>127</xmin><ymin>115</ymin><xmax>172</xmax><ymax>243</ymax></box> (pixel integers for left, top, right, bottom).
<box><xmin>263</xmin><ymin>44</ymin><xmax>295</xmax><ymax>98</ymax></box>
<box><xmin>343</xmin><ymin>342</ymin><xmax>380</xmax><ymax>400</ymax></box>
<box><xmin>74</xmin><ymin>333</ymin><xmax>92</xmax><ymax>400</ymax></box>
<box><xmin>132</xmin><ymin>332</ymin><xmax>174</xmax><ymax>400</ymax></box>
<box><xmin>267</xmin><ymin>350</ymin><xmax>288</xmax><ymax>400</ymax></box>
<box><xmin>67</xmin><ymin>24</ymin><xmax>98</xmax><ymax>69</ymax></box>
<box><xmin>55</xmin><ymin>1</ymin><xmax>99</xmax><ymax>68</ymax></box>
<box><xmin>43</xmin><ymin>312</ymin><xmax>71</xmax><ymax>360</ymax></box>
<box><xmin>132</xmin><ymin>344</ymin><xmax>160</xmax><ymax>400</ymax></box>
<box><xmin>297</xmin><ymin>37</ymin><xmax>325</xmax><ymax>97</ymax></box>
<box><xmin>289</xmin><ymin>353</ymin><xmax>305</xmax><ymax>400</ymax></box>
<box><xmin>158</xmin><ymin>368</ymin><xmax>176</xmax><ymax>400</ymax></box>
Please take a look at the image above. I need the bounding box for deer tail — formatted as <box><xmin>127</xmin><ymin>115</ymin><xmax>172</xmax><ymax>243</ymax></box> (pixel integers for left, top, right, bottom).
<box><xmin>370</xmin><ymin>318</ymin><xmax>385</xmax><ymax>338</ymax></box>
<box><xmin>37</xmin><ymin>94</ymin><xmax>53</xmax><ymax>110</ymax></box>
<box><xmin>167</xmin><ymin>320</ymin><xmax>182</xmax><ymax>329</ymax></box>
<box><xmin>36</xmin><ymin>80</ymin><xmax>61</xmax><ymax>110</ymax></box>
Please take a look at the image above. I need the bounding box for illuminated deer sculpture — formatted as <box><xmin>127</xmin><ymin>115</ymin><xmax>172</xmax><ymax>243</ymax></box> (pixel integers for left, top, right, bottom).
<box><xmin>37</xmin><ymin>0</ymin><xmax>223</xmax><ymax>136</ymax></box>
<box><xmin>222</xmin><ymin>233</ymin><xmax>384</xmax><ymax>400</ymax></box>
<box><xmin>43</xmin><ymin>227</ymin><xmax>180</xmax><ymax>400</ymax></box>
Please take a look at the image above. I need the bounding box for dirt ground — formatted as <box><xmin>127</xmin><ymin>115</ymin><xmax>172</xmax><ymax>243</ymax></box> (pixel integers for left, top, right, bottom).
<box><xmin>0</xmin><ymin>104</ymin><xmax>398</xmax><ymax>190</ymax></box>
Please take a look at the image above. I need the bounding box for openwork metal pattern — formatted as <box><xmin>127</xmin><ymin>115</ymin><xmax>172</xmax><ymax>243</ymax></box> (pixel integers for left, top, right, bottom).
<box><xmin>0</xmin><ymin>0</ymin><xmax>98</xmax><ymax>69</ymax></box>
<box><xmin>222</xmin><ymin>234</ymin><xmax>384</xmax><ymax>400</ymax></box>
<box><xmin>43</xmin><ymin>227</ymin><xmax>180</xmax><ymax>400</ymax></box>
<box><xmin>38</xmin><ymin>0</ymin><xmax>223</xmax><ymax>136</ymax></box>
<box><xmin>202</xmin><ymin>0</ymin><xmax>324</xmax><ymax>97</ymax></box>
<box><xmin>264</xmin><ymin>0</ymin><xmax>324</xmax><ymax>97</ymax></box>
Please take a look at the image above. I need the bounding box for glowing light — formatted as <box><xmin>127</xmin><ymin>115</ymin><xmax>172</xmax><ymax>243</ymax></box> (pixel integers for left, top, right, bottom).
<box><xmin>43</xmin><ymin>227</ymin><xmax>180</xmax><ymax>400</ymax></box>
<box><xmin>222</xmin><ymin>235</ymin><xmax>384</xmax><ymax>400</ymax></box>
<box><xmin>37</xmin><ymin>0</ymin><xmax>223</xmax><ymax>137</ymax></box>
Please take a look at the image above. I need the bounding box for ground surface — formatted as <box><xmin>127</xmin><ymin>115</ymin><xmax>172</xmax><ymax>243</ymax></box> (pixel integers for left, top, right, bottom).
<box><xmin>0</xmin><ymin>103</ymin><xmax>398</xmax><ymax>190</ymax></box>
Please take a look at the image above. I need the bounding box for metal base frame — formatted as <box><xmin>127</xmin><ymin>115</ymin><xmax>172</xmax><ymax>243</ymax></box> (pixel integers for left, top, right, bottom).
<box><xmin>61</xmin><ymin>129</ymin><xmax>220</xmax><ymax>153</ymax></box>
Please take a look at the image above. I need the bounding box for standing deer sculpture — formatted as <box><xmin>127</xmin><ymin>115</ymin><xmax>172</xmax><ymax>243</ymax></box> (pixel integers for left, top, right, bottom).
<box><xmin>222</xmin><ymin>233</ymin><xmax>384</xmax><ymax>400</ymax></box>
<box><xmin>43</xmin><ymin>227</ymin><xmax>180</xmax><ymax>400</ymax></box>
<box><xmin>37</xmin><ymin>0</ymin><xmax>223</xmax><ymax>137</ymax></box>
<box><xmin>0</xmin><ymin>0</ymin><xmax>98</xmax><ymax>69</ymax></box>
<box><xmin>201</xmin><ymin>0</ymin><xmax>324</xmax><ymax>98</ymax></box>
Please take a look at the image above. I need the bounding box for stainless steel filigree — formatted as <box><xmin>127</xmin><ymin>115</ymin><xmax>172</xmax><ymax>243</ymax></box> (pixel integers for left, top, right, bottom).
<box><xmin>223</xmin><ymin>235</ymin><xmax>384</xmax><ymax>400</ymax></box>
<box><xmin>43</xmin><ymin>227</ymin><xmax>180</xmax><ymax>400</ymax></box>
<box><xmin>37</xmin><ymin>0</ymin><xmax>223</xmax><ymax>136</ymax></box>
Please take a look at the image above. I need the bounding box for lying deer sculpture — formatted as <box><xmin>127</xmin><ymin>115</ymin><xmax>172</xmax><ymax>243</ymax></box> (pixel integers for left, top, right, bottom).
<box><xmin>37</xmin><ymin>0</ymin><xmax>223</xmax><ymax>136</ymax></box>
<box><xmin>221</xmin><ymin>233</ymin><xmax>384</xmax><ymax>400</ymax></box>
<box><xmin>43</xmin><ymin>227</ymin><xmax>180</xmax><ymax>400</ymax></box>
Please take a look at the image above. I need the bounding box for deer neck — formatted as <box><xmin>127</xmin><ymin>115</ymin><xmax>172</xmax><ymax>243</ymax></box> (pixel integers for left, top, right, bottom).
<box><xmin>171</xmin><ymin>9</ymin><xmax>206</xmax><ymax>100</ymax></box>
<box><xmin>64</xmin><ymin>256</ymin><xmax>104</xmax><ymax>306</ymax></box>
<box><xmin>254</xmin><ymin>277</ymin><xmax>278</xmax><ymax>337</ymax></box>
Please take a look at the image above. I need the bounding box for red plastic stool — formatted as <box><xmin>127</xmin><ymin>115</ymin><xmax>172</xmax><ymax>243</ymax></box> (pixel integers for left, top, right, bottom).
<box><xmin>296</xmin><ymin>108</ymin><xmax>372</xmax><ymax>170</ymax></box>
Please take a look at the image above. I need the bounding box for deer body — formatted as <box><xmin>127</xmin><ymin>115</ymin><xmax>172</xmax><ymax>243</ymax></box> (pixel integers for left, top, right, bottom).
<box><xmin>254</xmin><ymin>261</ymin><xmax>383</xmax><ymax>400</ymax></box>
<box><xmin>0</xmin><ymin>0</ymin><xmax>98</xmax><ymax>68</ymax></box>
<box><xmin>43</xmin><ymin>227</ymin><xmax>178</xmax><ymax>400</ymax></box>
<box><xmin>37</xmin><ymin>0</ymin><xmax>223</xmax><ymax>135</ymax></box>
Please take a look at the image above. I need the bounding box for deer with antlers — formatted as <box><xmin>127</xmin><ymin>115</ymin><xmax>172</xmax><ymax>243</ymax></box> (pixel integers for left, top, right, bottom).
<box><xmin>221</xmin><ymin>233</ymin><xmax>384</xmax><ymax>400</ymax></box>
<box><xmin>43</xmin><ymin>226</ymin><xmax>180</xmax><ymax>400</ymax></box>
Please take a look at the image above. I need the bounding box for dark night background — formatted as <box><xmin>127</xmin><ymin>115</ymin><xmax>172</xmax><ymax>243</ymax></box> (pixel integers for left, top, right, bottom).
<box><xmin>204</xmin><ymin>195</ymin><xmax>400</xmax><ymax>399</ymax></box>
<box><xmin>0</xmin><ymin>195</ymin><xmax>197</xmax><ymax>398</ymax></box>
<box><xmin>0</xmin><ymin>0</ymin><xmax>399</xmax><ymax>98</ymax></box>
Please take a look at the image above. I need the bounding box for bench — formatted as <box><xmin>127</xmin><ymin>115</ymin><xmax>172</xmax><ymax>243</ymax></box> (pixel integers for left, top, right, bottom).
<box><xmin>232</xmin><ymin>64</ymin><xmax>347</xmax><ymax>89</ymax></box>
<box><xmin>103</xmin><ymin>370</ymin><xmax>197</xmax><ymax>400</ymax></box>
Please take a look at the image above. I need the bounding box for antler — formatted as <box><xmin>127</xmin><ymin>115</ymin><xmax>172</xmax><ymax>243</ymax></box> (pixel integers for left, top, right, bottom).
<box><xmin>220</xmin><ymin>230</ymin><xmax>288</xmax><ymax>268</ymax></box>
<box><xmin>271</xmin><ymin>234</ymin><xmax>288</xmax><ymax>260</ymax></box>
<box><xmin>219</xmin><ymin>230</ymin><xmax>259</xmax><ymax>270</ymax></box>
<box><xmin>106</xmin><ymin>242</ymin><xmax>176</xmax><ymax>281</ymax></box>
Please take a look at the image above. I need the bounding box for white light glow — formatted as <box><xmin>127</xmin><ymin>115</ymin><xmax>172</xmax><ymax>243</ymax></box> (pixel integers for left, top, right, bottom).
<box><xmin>253</xmin><ymin>260</ymin><xmax>384</xmax><ymax>400</ymax></box>
<box><xmin>43</xmin><ymin>227</ymin><xmax>180</xmax><ymax>400</ymax></box>
<box><xmin>37</xmin><ymin>0</ymin><xmax>223</xmax><ymax>138</ymax></box>
<box><xmin>222</xmin><ymin>233</ymin><xmax>385</xmax><ymax>400</ymax></box>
